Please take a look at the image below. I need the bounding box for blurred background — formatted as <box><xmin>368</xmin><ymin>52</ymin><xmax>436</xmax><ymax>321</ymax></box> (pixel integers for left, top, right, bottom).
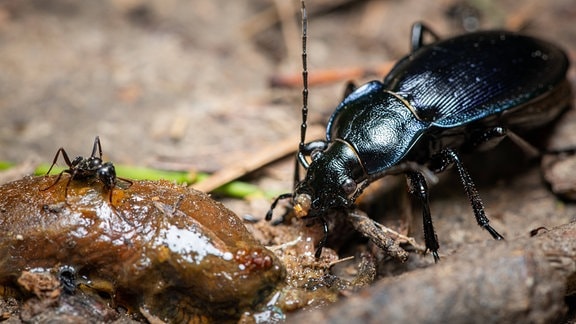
<box><xmin>0</xmin><ymin>0</ymin><xmax>573</xmax><ymax>165</ymax></box>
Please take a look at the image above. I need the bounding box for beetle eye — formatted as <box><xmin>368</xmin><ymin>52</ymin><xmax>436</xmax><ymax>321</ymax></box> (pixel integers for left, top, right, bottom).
<box><xmin>310</xmin><ymin>149</ymin><xmax>323</xmax><ymax>161</ymax></box>
<box><xmin>342</xmin><ymin>178</ymin><xmax>357</xmax><ymax>196</ymax></box>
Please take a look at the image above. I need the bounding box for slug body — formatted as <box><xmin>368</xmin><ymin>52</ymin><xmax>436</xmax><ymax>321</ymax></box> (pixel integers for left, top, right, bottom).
<box><xmin>0</xmin><ymin>177</ymin><xmax>285</xmax><ymax>322</ymax></box>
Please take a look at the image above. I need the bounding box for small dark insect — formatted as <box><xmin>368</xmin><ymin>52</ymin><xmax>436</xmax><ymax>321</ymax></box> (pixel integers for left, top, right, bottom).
<box><xmin>267</xmin><ymin>1</ymin><xmax>571</xmax><ymax>261</ymax></box>
<box><xmin>58</xmin><ymin>265</ymin><xmax>77</xmax><ymax>294</ymax></box>
<box><xmin>42</xmin><ymin>136</ymin><xmax>132</xmax><ymax>203</ymax></box>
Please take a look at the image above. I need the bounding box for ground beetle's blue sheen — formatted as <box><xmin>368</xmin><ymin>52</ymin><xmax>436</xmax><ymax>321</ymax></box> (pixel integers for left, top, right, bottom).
<box><xmin>267</xmin><ymin>20</ymin><xmax>571</xmax><ymax>262</ymax></box>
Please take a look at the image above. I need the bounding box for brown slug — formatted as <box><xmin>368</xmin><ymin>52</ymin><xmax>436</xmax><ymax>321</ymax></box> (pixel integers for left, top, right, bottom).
<box><xmin>0</xmin><ymin>176</ymin><xmax>285</xmax><ymax>322</ymax></box>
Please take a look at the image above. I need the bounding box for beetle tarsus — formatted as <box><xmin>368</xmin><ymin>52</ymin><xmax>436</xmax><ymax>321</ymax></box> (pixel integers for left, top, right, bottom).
<box><xmin>407</xmin><ymin>171</ymin><xmax>440</xmax><ymax>261</ymax></box>
<box><xmin>314</xmin><ymin>217</ymin><xmax>329</xmax><ymax>258</ymax></box>
<box><xmin>342</xmin><ymin>81</ymin><xmax>357</xmax><ymax>100</ymax></box>
<box><xmin>433</xmin><ymin>148</ymin><xmax>505</xmax><ymax>242</ymax></box>
<box><xmin>410</xmin><ymin>22</ymin><xmax>440</xmax><ymax>51</ymax></box>
<box><xmin>432</xmin><ymin>251</ymin><xmax>440</xmax><ymax>263</ymax></box>
<box><xmin>484</xmin><ymin>225</ymin><xmax>505</xmax><ymax>240</ymax></box>
<box><xmin>266</xmin><ymin>193</ymin><xmax>293</xmax><ymax>221</ymax></box>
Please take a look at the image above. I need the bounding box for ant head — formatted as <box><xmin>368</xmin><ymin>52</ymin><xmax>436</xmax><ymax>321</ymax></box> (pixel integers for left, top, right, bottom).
<box><xmin>97</xmin><ymin>162</ymin><xmax>117</xmax><ymax>189</ymax></box>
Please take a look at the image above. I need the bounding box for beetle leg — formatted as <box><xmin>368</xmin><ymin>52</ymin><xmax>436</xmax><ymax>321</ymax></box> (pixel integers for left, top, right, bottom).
<box><xmin>342</xmin><ymin>81</ymin><xmax>357</xmax><ymax>100</ymax></box>
<box><xmin>266</xmin><ymin>193</ymin><xmax>293</xmax><ymax>222</ymax></box>
<box><xmin>464</xmin><ymin>126</ymin><xmax>541</xmax><ymax>157</ymax></box>
<box><xmin>293</xmin><ymin>152</ymin><xmax>302</xmax><ymax>186</ymax></box>
<box><xmin>505</xmin><ymin>130</ymin><xmax>541</xmax><ymax>158</ymax></box>
<box><xmin>298</xmin><ymin>140</ymin><xmax>329</xmax><ymax>169</ymax></box>
<box><xmin>410</xmin><ymin>22</ymin><xmax>440</xmax><ymax>51</ymax></box>
<box><xmin>431</xmin><ymin>148</ymin><xmax>505</xmax><ymax>241</ymax></box>
<box><xmin>406</xmin><ymin>171</ymin><xmax>440</xmax><ymax>262</ymax></box>
<box><xmin>462</xmin><ymin>126</ymin><xmax>507</xmax><ymax>152</ymax></box>
<box><xmin>314</xmin><ymin>216</ymin><xmax>329</xmax><ymax>258</ymax></box>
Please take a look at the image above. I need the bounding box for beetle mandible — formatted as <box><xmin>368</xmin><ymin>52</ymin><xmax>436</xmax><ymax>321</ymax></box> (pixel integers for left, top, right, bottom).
<box><xmin>267</xmin><ymin>1</ymin><xmax>571</xmax><ymax>261</ymax></box>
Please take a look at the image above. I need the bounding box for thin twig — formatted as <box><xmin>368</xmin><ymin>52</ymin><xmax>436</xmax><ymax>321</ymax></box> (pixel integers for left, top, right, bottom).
<box><xmin>270</xmin><ymin>62</ymin><xmax>395</xmax><ymax>88</ymax></box>
<box><xmin>192</xmin><ymin>125</ymin><xmax>325</xmax><ymax>193</ymax></box>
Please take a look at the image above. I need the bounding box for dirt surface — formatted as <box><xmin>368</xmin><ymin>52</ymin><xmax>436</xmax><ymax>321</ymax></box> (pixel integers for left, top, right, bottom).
<box><xmin>1</xmin><ymin>0</ymin><xmax>576</xmax><ymax>322</ymax></box>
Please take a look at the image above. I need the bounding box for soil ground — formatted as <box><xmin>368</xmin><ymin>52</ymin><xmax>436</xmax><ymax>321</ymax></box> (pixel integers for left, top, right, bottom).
<box><xmin>0</xmin><ymin>0</ymin><xmax>576</xmax><ymax>322</ymax></box>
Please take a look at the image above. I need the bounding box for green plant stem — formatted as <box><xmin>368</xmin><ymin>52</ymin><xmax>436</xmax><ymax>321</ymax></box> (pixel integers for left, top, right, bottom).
<box><xmin>30</xmin><ymin>163</ymin><xmax>277</xmax><ymax>199</ymax></box>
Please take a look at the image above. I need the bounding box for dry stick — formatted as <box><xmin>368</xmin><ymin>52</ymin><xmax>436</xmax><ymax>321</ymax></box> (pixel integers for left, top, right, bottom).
<box><xmin>505</xmin><ymin>1</ymin><xmax>540</xmax><ymax>31</ymax></box>
<box><xmin>192</xmin><ymin>125</ymin><xmax>325</xmax><ymax>193</ymax></box>
<box><xmin>270</xmin><ymin>62</ymin><xmax>395</xmax><ymax>88</ymax></box>
<box><xmin>347</xmin><ymin>210</ymin><xmax>413</xmax><ymax>262</ymax></box>
<box><xmin>289</xmin><ymin>221</ymin><xmax>576</xmax><ymax>323</ymax></box>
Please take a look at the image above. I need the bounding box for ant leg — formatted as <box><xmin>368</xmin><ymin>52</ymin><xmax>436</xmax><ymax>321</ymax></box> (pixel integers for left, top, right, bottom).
<box><xmin>46</xmin><ymin>148</ymin><xmax>74</xmax><ymax>175</ymax></box>
<box><xmin>410</xmin><ymin>22</ymin><xmax>440</xmax><ymax>51</ymax></box>
<box><xmin>108</xmin><ymin>188</ymin><xmax>114</xmax><ymax>205</ymax></box>
<box><xmin>431</xmin><ymin>148</ymin><xmax>504</xmax><ymax>240</ymax></box>
<box><xmin>43</xmin><ymin>148</ymin><xmax>75</xmax><ymax>191</ymax></box>
<box><xmin>41</xmin><ymin>171</ymin><xmax>74</xmax><ymax>205</ymax></box>
<box><xmin>116</xmin><ymin>177</ymin><xmax>133</xmax><ymax>190</ymax></box>
<box><xmin>62</xmin><ymin>169</ymin><xmax>78</xmax><ymax>203</ymax></box>
<box><xmin>92</xmin><ymin>136</ymin><xmax>103</xmax><ymax>159</ymax></box>
<box><xmin>42</xmin><ymin>170</ymin><xmax>66</xmax><ymax>191</ymax></box>
<box><xmin>406</xmin><ymin>171</ymin><xmax>440</xmax><ymax>262</ymax></box>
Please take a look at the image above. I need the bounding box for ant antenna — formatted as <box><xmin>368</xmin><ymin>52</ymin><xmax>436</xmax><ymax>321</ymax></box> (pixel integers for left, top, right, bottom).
<box><xmin>299</xmin><ymin>0</ymin><xmax>308</xmax><ymax>155</ymax></box>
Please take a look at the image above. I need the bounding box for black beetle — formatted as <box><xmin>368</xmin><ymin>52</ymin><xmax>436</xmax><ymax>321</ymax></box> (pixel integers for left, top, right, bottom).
<box><xmin>43</xmin><ymin>136</ymin><xmax>133</xmax><ymax>204</ymax></box>
<box><xmin>267</xmin><ymin>1</ymin><xmax>571</xmax><ymax>261</ymax></box>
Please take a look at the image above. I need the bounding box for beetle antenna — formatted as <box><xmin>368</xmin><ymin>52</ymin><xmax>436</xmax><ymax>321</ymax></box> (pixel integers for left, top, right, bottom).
<box><xmin>299</xmin><ymin>0</ymin><xmax>308</xmax><ymax>155</ymax></box>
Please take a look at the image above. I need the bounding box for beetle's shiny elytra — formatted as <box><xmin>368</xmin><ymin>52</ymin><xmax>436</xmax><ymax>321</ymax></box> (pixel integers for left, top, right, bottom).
<box><xmin>267</xmin><ymin>1</ymin><xmax>571</xmax><ymax>261</ymax></box>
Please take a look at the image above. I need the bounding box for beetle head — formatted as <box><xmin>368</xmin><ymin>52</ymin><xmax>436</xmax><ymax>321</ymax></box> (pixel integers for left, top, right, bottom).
<box><xmin>293</xmin><ymin>140</ymin><xmax>365</xmax><ymax>218</ymax></box>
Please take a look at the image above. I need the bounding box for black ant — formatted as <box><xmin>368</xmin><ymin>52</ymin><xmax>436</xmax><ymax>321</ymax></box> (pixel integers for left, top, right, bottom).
<box><xmin>42</xmin><ymin>136</ymin><xmax>132</xmax><ymax>204</ymax></box>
